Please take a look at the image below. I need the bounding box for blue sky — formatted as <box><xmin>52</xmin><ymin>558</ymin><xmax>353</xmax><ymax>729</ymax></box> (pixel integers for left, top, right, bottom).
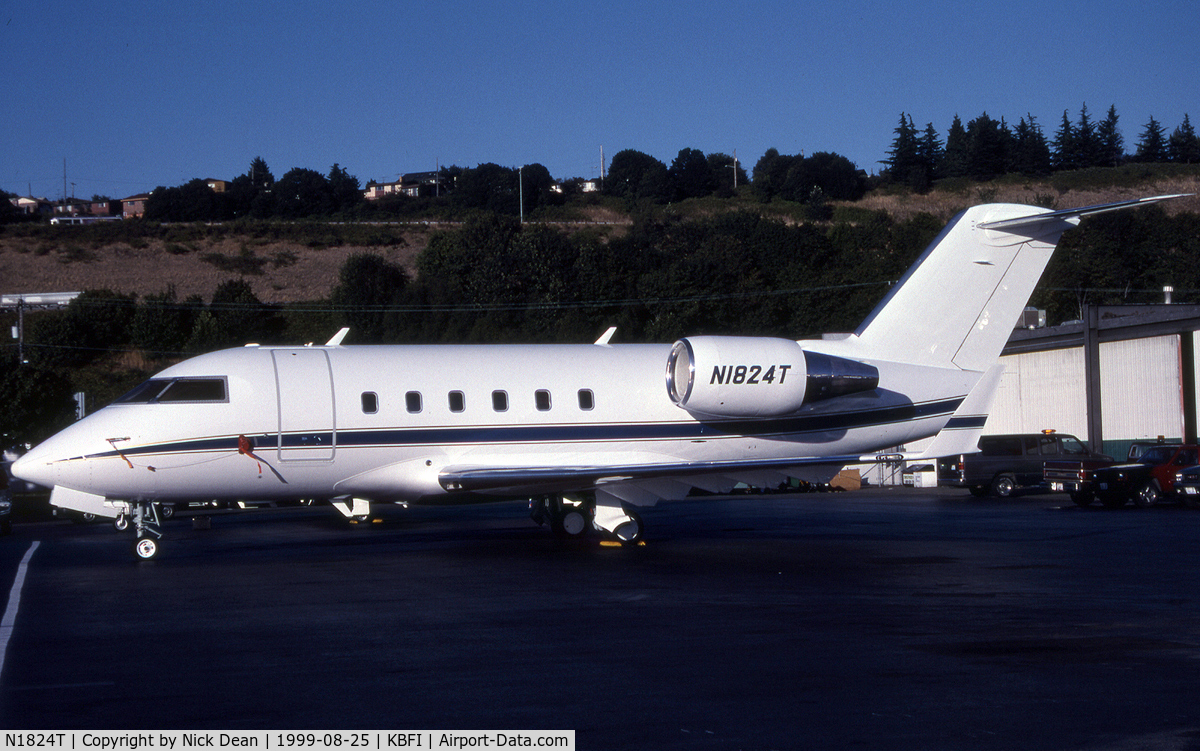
<box><xmin>3</xmin><ymin>0</ymin><xmax>1197</xmax><ymax>201</ymax></box>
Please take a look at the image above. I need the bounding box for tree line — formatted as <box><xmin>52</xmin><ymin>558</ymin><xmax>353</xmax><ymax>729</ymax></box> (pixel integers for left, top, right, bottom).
<box><xmin>884</xmin><ymin>106</ymin><xmax>1200</xmax><ymax>190</ymax></box>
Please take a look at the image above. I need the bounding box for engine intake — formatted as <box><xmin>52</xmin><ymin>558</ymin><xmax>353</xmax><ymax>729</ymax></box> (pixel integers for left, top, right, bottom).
<box><xmin>666</xmin><ymin>336</ymin><xmax>879</xmax><ymax>418</ymax></box>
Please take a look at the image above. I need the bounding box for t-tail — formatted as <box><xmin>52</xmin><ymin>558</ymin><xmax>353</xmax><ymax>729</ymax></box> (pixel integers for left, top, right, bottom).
<box><xmin>849</xmin><ymin>195</ymin><xmax>1188</xmax><ymax>372</ymax></box>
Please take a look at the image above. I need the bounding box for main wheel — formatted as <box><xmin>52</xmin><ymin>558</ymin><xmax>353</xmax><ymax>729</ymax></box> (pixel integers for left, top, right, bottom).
<box><xmin>134</xmin><ymin>536</ymin><xmax>160</xmax><ymax>560</ymax></box>
<box><xmin>552</xmin><ymin>508</ymin><xmax>590</xmax><ymax>538</ymax></box>
<box><xmin>613</xmin><ymin>509</ymin><xmax>644</xmax><ymax>546</ymax></box>
<box><xmin>1132</xmin><ymin>480</ymin><xmax>1160</xmax><ymax>508</ymax></box>
<box><xmin>991</xmin><ymin>474</ymin><xmax>1016</xmax><ymax>498</ymax></box>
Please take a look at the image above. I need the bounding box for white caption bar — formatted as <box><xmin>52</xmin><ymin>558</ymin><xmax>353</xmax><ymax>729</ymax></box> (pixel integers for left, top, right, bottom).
<box><xmin>1</xmin><ymin>732</ymin><xmax>574</xmax><ymax>751</ymax></box>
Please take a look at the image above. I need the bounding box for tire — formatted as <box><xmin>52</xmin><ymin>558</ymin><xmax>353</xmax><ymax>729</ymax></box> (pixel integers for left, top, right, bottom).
<box><xmin>1070</xmin><ymin>490</ymin><xmax>1095</xmax><ymax>508</ymax></box>
<box><xmin>968</xmin><ymin>485</ymin><xmax>989</xmax><ymax>498</ymax></box>
<box><xmin>613</xmin><ymin>509</ymin><xmax>644</xmax><ymax>546</ymax></box>
<box><xmin>991</xmin><ymin>474</ymin><xmax>1017</xmax><ymax>498</ymax></box>
<box><xmin>552</xmin><ymin>508</ymin><xmax>589</xmax><ymax>539</ymax></box>
<box><xmin>113</xmin><ymin>514</ymin><xmax>129</xmax><ymax>532</ymax></box>
<box><xmin>134</xmin><ymin>536</ymin><xmax>160</xmax><ymax>560</ymax></box>
<box><xmin>1132</xmin><ymin>480</ymin><xmax>1160</xmax><ymax>508</ymax></box>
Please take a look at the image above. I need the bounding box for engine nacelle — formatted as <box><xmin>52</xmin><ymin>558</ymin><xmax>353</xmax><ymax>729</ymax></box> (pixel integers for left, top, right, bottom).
<box><xmin>665</xmin><ymin>336</ymin><xmax>879</xmax><ymax>418</ymax></box>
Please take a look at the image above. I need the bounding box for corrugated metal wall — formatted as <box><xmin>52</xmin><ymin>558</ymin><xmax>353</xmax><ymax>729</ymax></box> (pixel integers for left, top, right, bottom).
<box><xmin>987</xmin><ymin>347</ymin><xmax>1088</xmax><ymax>436</ymax></box>
<box><xmin>985</xmin><ymin>335</ymin><xmax>1186</xmax><ymax>456</ymax></box>
<box><xmin>1099</xmin><ymin>336</ymin><xmax>1184</xmax><ymax>455</ymax></box>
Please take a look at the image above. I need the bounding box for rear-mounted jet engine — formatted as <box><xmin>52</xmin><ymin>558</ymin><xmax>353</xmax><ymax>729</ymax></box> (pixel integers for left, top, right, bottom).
<box><xmin>665</xmin><ymin>336</ymin><xmax>879</xmax><ymax>418</ymax></box>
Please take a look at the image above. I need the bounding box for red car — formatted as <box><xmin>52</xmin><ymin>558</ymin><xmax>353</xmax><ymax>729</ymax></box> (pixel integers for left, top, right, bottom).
<box><xmin>1091</xmin><ymin>444</ymin><xmax>1200</xmax><ymax>508</ymax></box>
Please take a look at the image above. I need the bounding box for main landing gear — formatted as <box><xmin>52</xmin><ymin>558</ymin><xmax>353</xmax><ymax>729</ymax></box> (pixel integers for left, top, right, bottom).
<box><xmin>529</xmin><ymin>494</ymin><xmax>645</xmax><ymax>545</ymax></box>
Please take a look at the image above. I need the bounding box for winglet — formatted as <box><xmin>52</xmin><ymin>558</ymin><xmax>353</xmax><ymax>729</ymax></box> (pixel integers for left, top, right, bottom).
<box><xmin>325</xmin><ymin>327</ymin><xmax>350</xmax><ymax>346</ymax></box>
<box><xmin>594</xmin><ymin>326</ymin><xmax>617</xmax><ymax>346</ymax></box>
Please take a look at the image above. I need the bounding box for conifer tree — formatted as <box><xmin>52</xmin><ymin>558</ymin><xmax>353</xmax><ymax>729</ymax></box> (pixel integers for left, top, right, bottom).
<box><xmin>1011</xmin><ymin>115</ymin><xmax>1052</xmax><ymax>176</ymax></box>
<box><xmin>1168</xmin><ymin>114</ymin><xmax>1200</xmax><ymax>163</ymax></box>
<box><xmin>918</xmin><ymin>123</ymin><xmax>945</xmax><ymax>182</ymax></box>
<box><xmin>883</xmin><ymin>113</ymin><xmax>922</xmax><ymax>186</ymax></box>
<box><xmin>1074</xmin><ymin>104</ymin><xmax>1100</xmax><ymax>168</ymax></box>
<box><xmin>1052</xmin><ymin>110</ymin><xmax>1077</xmax><ymax>170</ymax></box>
<box><xmin>943</xmin><ymin>115</ymin><xmax>969</xmax><ymax>178</ymax></box>
<box><xmin>1097</xmin><ymin>105</ymin><xmax>1124</xmax><ymax>167</ymax></box>
<box><xmin>1134</xmin><ymin>116</ymin><xmax>1169</xmax><ymax>162</ymax></box>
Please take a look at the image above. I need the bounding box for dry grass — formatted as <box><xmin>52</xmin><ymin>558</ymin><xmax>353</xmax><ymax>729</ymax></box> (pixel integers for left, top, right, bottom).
<box><xmin>843</xmin><ymin>175</ymin><xmax>1200</xmax><ymax>222</ymax></box>
<box><xmin>0</xmin><ymin>234</ymin><xmax>427</xmax><ymax>303</ymax></box>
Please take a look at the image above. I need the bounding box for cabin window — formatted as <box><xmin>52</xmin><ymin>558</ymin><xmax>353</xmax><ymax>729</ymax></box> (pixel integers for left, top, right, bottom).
<box><xmin>405</xmin><ymin>391</ymin><xmax>422</xmax><ymax>414</ymax></box>
<box><xmin>448</xmin><ymin>391</ymin><xmax>465</xmax><ymax>413</ymax></box>
<box><xmin>492</xmin><ymin>390</ymin><xmax>509</xmax><ymax>412</ymax></box>
<box><xmin>361</xmin><ymin>392</ymin><xmax>378</xmax><ymax>414</ymax></box>
<box><xmin>535</xmin><ymin>389</ymin><xmax>552</xmax><ymax>411</ymax></box>
<box><xmin>577</xmin><ymin>389</ymin><xmax>594</xmax><ymax>411</ymax></box>
<box><xmin>117</xmin><ymin>377</ymin><xmax>227</xmax><ymax>404</ymax></box>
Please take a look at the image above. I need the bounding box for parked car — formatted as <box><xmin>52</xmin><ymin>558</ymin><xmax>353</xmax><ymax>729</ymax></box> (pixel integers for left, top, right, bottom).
<box><xmin>1091</xmin><ymin>444</ymin><xmax>1200</xmax><ymax>508</ymax></box>
<box><xmin>941</xmin><ymin>431</ymin><xmax>1110</xmax><ymax>498</ymax></box>
<box><xmin>1172</xmin><ymin>465</ymin><xmax>1200</xmax><ymax>508</ymax></box>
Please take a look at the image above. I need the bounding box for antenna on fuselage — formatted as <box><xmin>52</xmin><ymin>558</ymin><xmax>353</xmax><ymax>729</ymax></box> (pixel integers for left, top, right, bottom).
<box><xmin>325</xmin><ymin>327</ymin><xmax>350</xmax><ymax>346</ymax></box>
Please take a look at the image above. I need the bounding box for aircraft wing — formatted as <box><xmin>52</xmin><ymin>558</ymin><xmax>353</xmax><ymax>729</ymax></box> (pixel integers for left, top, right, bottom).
<box><xmin>438</xmin><ymin>453</ymin><xmax>868</xmax><ymax>503</ymax></box>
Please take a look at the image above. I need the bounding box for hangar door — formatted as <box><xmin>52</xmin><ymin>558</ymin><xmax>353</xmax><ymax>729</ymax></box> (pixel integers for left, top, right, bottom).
<box><xmin>272</xmin><ymin>349</ymin><xmax>336</xmax><ymax>461</ymax></box>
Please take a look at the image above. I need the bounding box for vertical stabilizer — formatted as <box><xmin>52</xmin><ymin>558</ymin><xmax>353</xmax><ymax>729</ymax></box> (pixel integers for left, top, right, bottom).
<box><xmin>851</xmin><ymin>196</ymin><xmax>1187</xmax><ymax>372</ymax></box>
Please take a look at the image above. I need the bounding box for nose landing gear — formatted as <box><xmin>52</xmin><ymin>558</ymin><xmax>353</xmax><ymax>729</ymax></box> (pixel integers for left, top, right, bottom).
<box><xmin>129</xmin><ymin>501</ymin><xmax>164</xmax><ymax>560</ymax></box>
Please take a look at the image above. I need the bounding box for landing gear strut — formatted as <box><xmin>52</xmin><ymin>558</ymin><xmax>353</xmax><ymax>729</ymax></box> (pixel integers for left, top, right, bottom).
<box><xmin>592</xmin><ymin>493</ymin><xmax>644</xmax><ymax>545</ymax></box>
<box><xmin>131</xmin><ymin>501</ymin><xmax>164</xmax><ymax>560</ymax></box>
<box><xmin>530</xmin><ymin>495</ymin><xmax>592</xmax><ymax>539</ymax></box>
<box><xmin>529</xmin><ymin>493</ymin><xmax>646</xmax><ymax>545</ymax></box>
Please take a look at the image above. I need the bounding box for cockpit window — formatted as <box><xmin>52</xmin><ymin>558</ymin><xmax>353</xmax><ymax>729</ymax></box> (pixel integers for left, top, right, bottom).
<box><xmin>116</xmin><ymin>379</ymin><xmax>171</xmax><ymax>403</ymax></box>
<box><xmin>115</xmin><ymin>377</ymin><xmax>227</xmax><ymax>404</ymax></box>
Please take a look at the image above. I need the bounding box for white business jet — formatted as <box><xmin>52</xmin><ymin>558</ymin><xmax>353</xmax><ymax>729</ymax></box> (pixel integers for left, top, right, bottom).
<box><xmin>12</xmin><ymin>196</ymin><xmax>1185</xmax><ymax>559</ymax></box>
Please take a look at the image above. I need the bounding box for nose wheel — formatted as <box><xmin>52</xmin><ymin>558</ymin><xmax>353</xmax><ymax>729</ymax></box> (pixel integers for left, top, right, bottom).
<box><xmin>134</xmin><ymin>535</ymin><xmax>160</xmax><ymax>560</ymax></box>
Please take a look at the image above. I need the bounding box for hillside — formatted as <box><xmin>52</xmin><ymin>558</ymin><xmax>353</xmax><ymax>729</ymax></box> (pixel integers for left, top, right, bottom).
<box><xmin>0</xmin><ymin>227</ymin><xmax>433</xmax><ymax>304</ymax></box>
<box><xmin>2</xmin><ymin>176</ymin><xmax>1198</xmax><ymax>305</ymax></box>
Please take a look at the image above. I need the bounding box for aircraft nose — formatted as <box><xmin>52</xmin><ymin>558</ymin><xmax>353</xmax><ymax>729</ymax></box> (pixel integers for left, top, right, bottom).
<box><xmin>11</xmin><ymin>443</ymin><xmax>60</xmax><ymax>490</ymax></box>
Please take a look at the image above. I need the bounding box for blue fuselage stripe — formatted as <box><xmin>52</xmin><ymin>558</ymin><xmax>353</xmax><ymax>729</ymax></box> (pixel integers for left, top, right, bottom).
<box><xmin>93</xmin><ymin>397</ymin><xmax>964</xmax><ymax>459</ymax></box>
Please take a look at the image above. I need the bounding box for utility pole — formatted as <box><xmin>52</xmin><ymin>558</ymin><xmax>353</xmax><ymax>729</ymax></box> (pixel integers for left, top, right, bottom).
<box><xmin>518</xmin><ymin>166</ymin><xmax>524</xmax><ymax>224</ymax></box>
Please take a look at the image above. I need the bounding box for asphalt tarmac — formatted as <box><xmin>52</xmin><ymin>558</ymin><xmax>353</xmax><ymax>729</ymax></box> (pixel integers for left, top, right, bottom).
<box><xmin>2</xmin><ymin>487</ymin><xmax>1199</xmax><ymax>750</ymax></box>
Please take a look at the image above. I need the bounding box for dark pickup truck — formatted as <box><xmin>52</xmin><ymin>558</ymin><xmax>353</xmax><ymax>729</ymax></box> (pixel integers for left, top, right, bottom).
<box><xmin>1045</xmin><ymin>441</ymin><xmax>1162</xmax><ymax>506</ymax></box>
<box><xmin>1088</xmin><ymin>444</ymin><xmax>1200</xmax><ymax>508</ymax></box>
<box><xmin>941</xmin><ymin>432</ymin><xmax>1109</xmax><ymax>498</ymax></box>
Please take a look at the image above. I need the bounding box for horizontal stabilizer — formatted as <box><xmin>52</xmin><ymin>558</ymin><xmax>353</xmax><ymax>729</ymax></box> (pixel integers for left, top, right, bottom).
<box><xmin>977</xmin><ymin>194</ymin><xmax>1191</xmax><ymax>231</ymax></box>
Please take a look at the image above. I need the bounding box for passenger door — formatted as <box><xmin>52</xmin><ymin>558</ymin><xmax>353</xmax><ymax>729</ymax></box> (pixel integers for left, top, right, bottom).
<box><xmin>272</xmin><ymin>349</ymin><xmax>336</xmax><ymax>461</ymax></box>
